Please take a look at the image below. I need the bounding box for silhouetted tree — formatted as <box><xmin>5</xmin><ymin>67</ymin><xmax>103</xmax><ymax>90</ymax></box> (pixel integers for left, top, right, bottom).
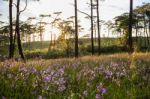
<box><xmin>96</xmin><ymin>0</ymin><xmax>101</xmax><ymax>55</ymax></box>
<box><xmin>15</xmin><ymin>0</ymin><xmax>26</xmax><ymax>60</ymax></box>
<box><xmin>90</xmin><ymin>0</ymin><xmax>94</xmax><ymax>55</ymax></box>
<box><xmin>3</xmin><ymin>0</ymin><xmax>14</xmax><ymax>58</ymax></box>
<box><xmin>128</xmin><ymin>0</ymin><xmax>133</xmax><ymax>53</ymax></box>
<box><xmin>74</xmin><ymin>0</ymin><xmax>78</xmax><ymax>57</ymax></box>
<box><xmin>8</xmin><ymin>0</ymin><xmax>13</xmax><ymax>58</ymax></box>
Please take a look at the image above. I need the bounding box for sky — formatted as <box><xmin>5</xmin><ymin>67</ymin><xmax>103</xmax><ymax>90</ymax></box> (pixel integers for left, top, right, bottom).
<box><xmin>0</xmin><ymin>0</ymin><xmax>150</xmax><ymax>40</ymax></box>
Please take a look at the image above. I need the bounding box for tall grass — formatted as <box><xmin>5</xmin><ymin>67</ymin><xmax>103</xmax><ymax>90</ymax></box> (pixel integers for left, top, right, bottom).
<box><xmin>0</xmin><ymin>53</ymin><xmax>150</xmax><ymax>99</ymax></box>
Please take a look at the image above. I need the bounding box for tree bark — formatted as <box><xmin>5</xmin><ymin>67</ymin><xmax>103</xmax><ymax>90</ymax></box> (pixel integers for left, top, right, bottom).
<box><xmin>144</xmin><ymin>15</ymin><xmax>149</xmax><ymax>48</ymax></box>
<box><xmin>91</xmin><ymin>0</ymin><xmax>94</xmax><ymax>54</ymax></box>
<box><xmin>135</xmin><ymin>16</ymin><xmax>138</xmax><ymax>43</ymax></box>
<box><xmin>96</xmin><ymin>0</ymin><xmax>101</xmax><ymax>55</ymax></box>
<box><xmin>74</xmin><ymin>0</ymin><xmax>78</xmax><ymax>57</ymax></box>
<box><xmin>16</xmin><ymin>0</ymin><xmax>25</xmax><ymax>60</ymax></box>
<box><xmin>149</xmin><ymin>18</ymin><xmax>150</xmax><ymax>47</ymax></box>
<box><xmin>9</xmin><ymin>0</ymin><xmax>13</xmax><ymax>58</ymax></box>
<box><xmin>40</xmin><ymin>23</ymin><xmax>43</xmax><ymax>49</ymax></box>
<box><xmin>128</xmin><ymin>0</ymin><xmax>133</xmax><ymax>53</ymax></box>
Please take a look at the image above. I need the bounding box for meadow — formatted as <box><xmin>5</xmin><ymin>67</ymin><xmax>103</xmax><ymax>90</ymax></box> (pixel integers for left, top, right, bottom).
<box><xmin>1</xmin><ymin>37</ymin><xmax>149</xmax><ymax>59</ymax></box>
<box><xmin>0</xmin><ymin>53</ymin><xmax>150</xmax><ymax>99</ymax></box>
<box><xmin>1</xmin><ymin>1</ymin><xmax>150</xmax><ymax>99</ymax></box>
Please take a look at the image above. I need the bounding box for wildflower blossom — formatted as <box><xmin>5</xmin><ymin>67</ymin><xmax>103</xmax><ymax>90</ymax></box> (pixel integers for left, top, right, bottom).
<box><xmin>43</xmin><ymin>75</ymin><xmax>52</xmax><ymax>82</ymax></box>
<box><xmin>101</xmin><ymin>88</ymin><xmax>107</xmax><ymax>94</ymax></box>
<box><xmin>96</xmin><ymin>94</ymin><xmax>101</xmax><ymax>99</ymax></box>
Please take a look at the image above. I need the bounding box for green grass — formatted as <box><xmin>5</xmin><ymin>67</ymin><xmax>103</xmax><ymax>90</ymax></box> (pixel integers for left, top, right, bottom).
<box><xmin>1</xmin><ymin>37</ymin><xmax>150</xmax><ymax>59</ymax></box>
<box><xmin>0</xmin><ymin>53</ymin><xmax>150</xmax><ymax>99</ymax></box>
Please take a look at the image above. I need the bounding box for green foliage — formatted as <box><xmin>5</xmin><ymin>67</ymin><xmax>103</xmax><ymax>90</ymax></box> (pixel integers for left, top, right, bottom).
<box><xmin>133</xmin><ymin>42</ymin><xmax>141</xmax><ymax>52</ymax></box>
<box><xmin>47</xmin><ymin>49</ymin><xmax>66</xmax><ymax>58</ymax></box>
<box><xmin>1</xmin><ymin>37</ymin><xmax>150</xmax><ymax>59</ymax></box>
<box><xmin>0</xmin><ymin>25</ymin><xmax>9</xmax><ymax>47</ymax></box>
<box><xmin>24</xmin><ymin>49</ymin><xmax>47</xmax><ymax>59</ymax></box>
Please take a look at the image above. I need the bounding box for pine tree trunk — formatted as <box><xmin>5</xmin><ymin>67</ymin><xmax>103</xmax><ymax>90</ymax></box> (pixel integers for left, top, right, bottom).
<box><xmin>135</xmin><ymin>17</ymin><xmax>138</xmax><ymax>43</ymax></box>
<box><xmin>39</xmin><ymin>23</ymin><xmax>43</xmax><ymax>50</ymax></box>
<box><xmin>128</xmin><ymin>0</ymin><xmax>133</xmax><ymax>53</ymax></box>
<box><xmin>91</xmin><ymin>0</ymin><xmax>94</xmax><ymax>54</ymax></box>
<box><xmin>149</xmin><ymin>18</ymin><xmax>150</xmax><ymax>47</ymax></box>
<box><xmin>144</xmin><ymin>15</ymin><xmax>149</xmax><ymax>48</ymax></box>
<box><xmin>54</xmin><ymin>33</ymin><xmax>56</xmax><ymax>49</ymax></box>
<box><xmin>96</xmin><ymin>0</ymin><xmax>101</xmax><ymax>55</ymax></box>
<box><xmin>16</xmin><ymin>0</ymin><xmax>25</xmax><ymax>60</ymax></box>
<box><xmin>9</xmin><ymin>0</ymin><xmax>13</xmax><ymax>59</ymax></box>
<box><xmin>74</xmin><ymin>0</ymin><xmax>78</xmax><ymax>57</ymax></box>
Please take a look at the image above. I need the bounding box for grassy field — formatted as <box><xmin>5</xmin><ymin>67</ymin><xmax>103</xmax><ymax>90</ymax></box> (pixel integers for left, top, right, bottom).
<box><xmin>0</xmin><ymin>38</ymin><xmax>120</xmax><ymax>59</ymax></box>
<box><xmin>0</xmin><ymin>52</ymin><xmax>150</xmax><ymax>99</ymax></box>
<box><xmin>1</xmin><ymin>37</ymin><xmax>150</xmax><ymax>59</ymax></box>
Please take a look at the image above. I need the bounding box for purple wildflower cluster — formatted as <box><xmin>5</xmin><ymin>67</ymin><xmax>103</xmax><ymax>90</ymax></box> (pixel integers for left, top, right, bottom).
<box><xmin>96</xmin><ymin>83</ymin><xmax>107</xmax><ymax>99</ymax></box>
<box><xmin>0</xmin><ymin>57</ymin><xmax>137</xmax><ymax>98</ymax></box>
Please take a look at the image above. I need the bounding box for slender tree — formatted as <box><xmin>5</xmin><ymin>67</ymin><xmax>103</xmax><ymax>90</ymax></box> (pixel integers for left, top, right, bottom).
<box><xmin>15</xmin><ymin>0</ymin><xmax>39</xmax><ymax>60</ymax></box>
<box><xmin>90</xmin><ymin>0</ymin><xmax>94</xmax><ymax>55</ymax></box>
<box><xmin>96</xmin><ymin>0</ymin><xmax>101</xmax><ymax>55</ymax></box>
<box><xmin>143</xmin><ymin>14</ymin><xmax>149</xmax><ymax>47</ymax></box>
<box><xmin>4</xmin><ymin>0</ymin><xmax>14</xmax><ymax>58</ymax></box>
<box><xmin>8</xmin><ymin>0</ymin><xmax>13</xmax><ymax>58</ymax></box>
<box><xmin>146</xmin><ymin>11</ymin><xmax>150</xmax><ymax>46</ymax></box>
<box><xmin>15</xmin><ymin>0</ymin><xmax>25</xmax><ymax>60</ymax></box>
<box><xmin>74</xmin><ymin>0</ymin><xmax>78</xmax><ymax>57</ymax></box>
<box><xmin>128</xmin><ymin>0</ymin><xmax>133</xmax><ymax>53</ymax></box>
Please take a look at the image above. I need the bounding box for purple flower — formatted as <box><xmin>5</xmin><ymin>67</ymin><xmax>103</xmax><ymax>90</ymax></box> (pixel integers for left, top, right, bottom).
<box><xmin>101</xmin><ymin>88</ymin><xmax>107</xmax><ymax>94</ymax></box>
<box><xmin>105</xmin><ymin>70</ymin><xmax>113</xmax><ymax>78</ymax></box>
<box><xmin>57</xmin><ymin>69</ymin><xmax>64</xmax><ymax>76</ymax></box>
<box><xmin>43</xmin><ymin>75</ymin><xmax>52</xmax><ymax>82</ymax></box>
<box><xmin>20</xmin><ymin>67</ymin><xmax>27</xmax><ymax>72</ymax></box>
<box><xmin>96</xmin><ymin>94</ymin><xmax>101</xmax><ymax>99</ymax></box>
<box><xmin>31</xmin><ymin>67</ymin><xmax>37</xmax><ymax>73</ymax></box>
<box><xmin>44</xmin><ymin>77</ymin><xmax>49</xmax><ymax>81</ymax></box>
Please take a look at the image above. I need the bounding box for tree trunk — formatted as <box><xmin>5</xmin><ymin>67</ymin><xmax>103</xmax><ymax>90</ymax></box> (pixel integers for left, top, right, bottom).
<box><xmin>12</xmin><ymin>31</ymin><xmax>17</xmax><ymax>57</ymax></box>
<box><xmin>9</xmin><ymin>0</ymin><xmax>13</xmax><ymax>58</ymax></box>
<box><xmin>66</xmin><ymin>38</ymin><xmax>69</xmax><ymax>57</ymax></box>
<box><xmin>91</xmin><ymin>0</ymin><xmax>94</xmax><ymax>54</ymax></box>
<box><xmin>54</xmin><ymin>33</ymin><xmax>56</xmax><ymax>49</ymax></box>
<box><xmin>145</xmin><ymin>24</ymin><xmax>149</xmax><ymax>47</ymax></box>
<box><xmin>135</xmin><ymin>16</ymin><xmax>138</xmax><ymax>43</ymax></box>
<box><xmin>149</xmin><ymin>18</ymin><xmax>150</xmax><ymax>47</ymax></box>
<box><xmin>16</xmin><ymin>0</ymin><xmax>25</xmax><ymax>60</ymax></box>
<box><xmin>144</xmin><ymin>15</ymin><xmax>149</xmax><ymax>48</ymax></box>
<box><xmin>128</xmin><ymin>0</ymin><xmax>133</xmax><ymax>53</ymax></box>
<box><xmin>74</xmin><ymin>0</ymin><xmax>78</xmax><ymax>57</ymax></box>
<box><xmin>29</xmin><ymin>35</ymin><xmax>31</xmax><ymax>51</ymax></box>
<box><xmin>40</xmin><ymin>24</ymin><xmax>43</xmax><ymax>50</ymax></box>
<box><xmin>94</xmin><ymin>24</ymin><xmax>97</xmax><ymax>43</ymax></box>
<box><xmin>96</xmin><ymin>0</ymin><xmax>101</xmax><ymax>55</ymax></box>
